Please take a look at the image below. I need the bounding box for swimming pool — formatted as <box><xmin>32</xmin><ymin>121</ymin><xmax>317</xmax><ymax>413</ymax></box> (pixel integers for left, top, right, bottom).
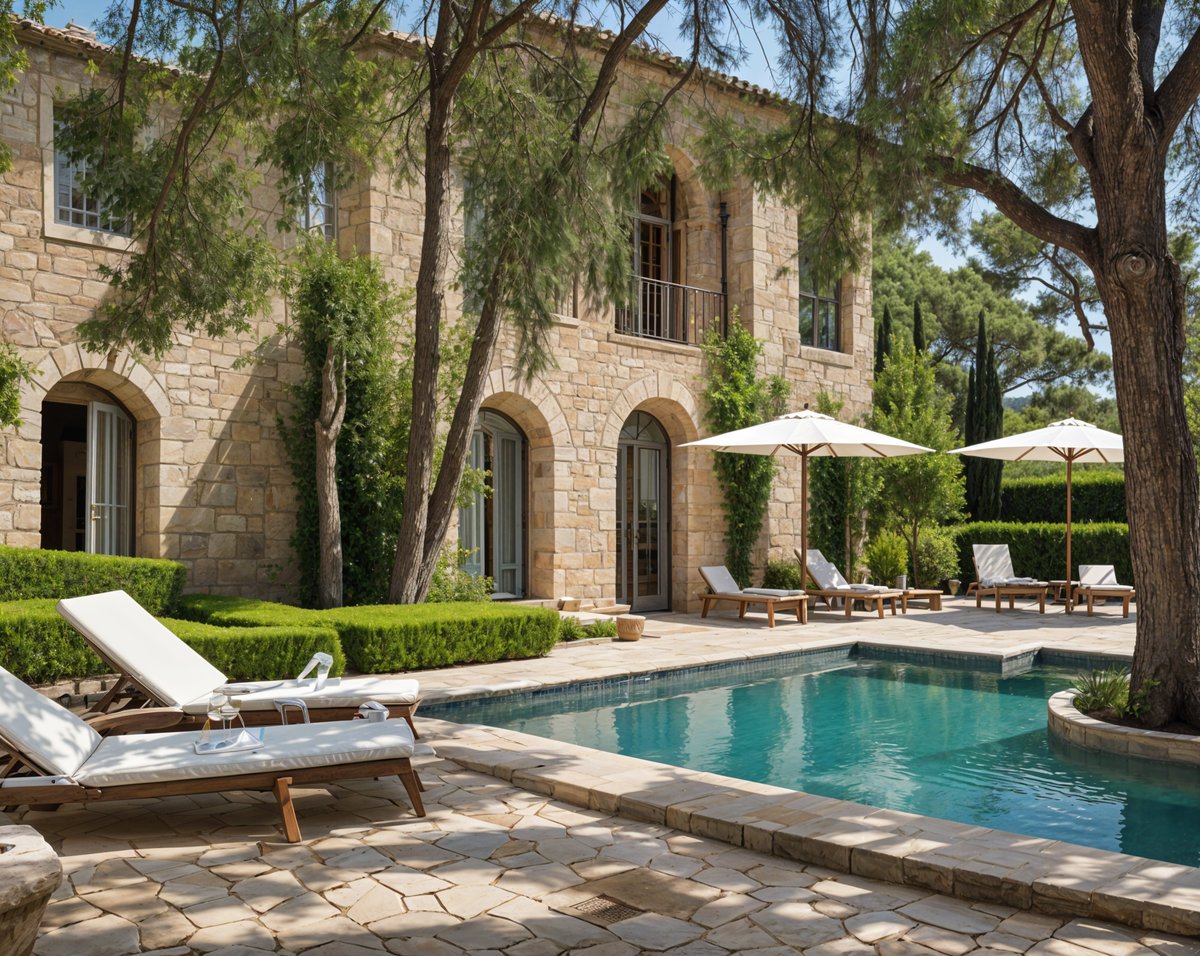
<box><xmin>426</xmin><ymin>653</ymin><xmax>1200</xmax><ymax>866</ymax></box>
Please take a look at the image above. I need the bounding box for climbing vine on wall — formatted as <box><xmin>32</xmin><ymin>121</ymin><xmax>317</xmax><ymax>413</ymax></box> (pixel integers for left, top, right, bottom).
<box><xmin>701</xmin><ymin>316</ymin><xmax>789</xmax><ymax>587</ymax></box>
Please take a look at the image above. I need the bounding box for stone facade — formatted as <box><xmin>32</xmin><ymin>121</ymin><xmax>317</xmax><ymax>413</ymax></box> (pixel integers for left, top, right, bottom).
<box><xmin>0</xmin><ymin>21</ymin><xmax>873</xmax><ymax>609</ymax></box>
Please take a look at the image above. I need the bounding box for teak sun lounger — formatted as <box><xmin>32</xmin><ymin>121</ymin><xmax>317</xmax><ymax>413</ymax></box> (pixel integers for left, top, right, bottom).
<box><xmin>698</xmin><ymin>566</ymin><xmax>807</xmax><ymax>627</ymax></box>
<box><xmin>971</xmin><ymin>544</ymin><xmax>1049</xmax><ymax>613</ymax></box>
<box><xmin>799</xmin><ymin>549</ymin><xmax>903</xmax><ymax>619</ymax></box>
<box><xmin>0</xmin><ymin>664</ymin><xmax>425</xmax><ymax>842</ymax></box>
<box><xmin>58</xmin><ymin>591</ymin><xmax>422</xmax><ymax>734</ymax></box>
<box><xmin>1073</xmin><ymin>564</ymin><xmax>1136</xmax><ymax>617</ymax></box>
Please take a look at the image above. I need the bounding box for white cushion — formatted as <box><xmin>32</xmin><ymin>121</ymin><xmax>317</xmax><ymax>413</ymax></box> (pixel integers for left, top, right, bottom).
<box><xmin>973</xmin><ymin>544</ymin><xmax>1015</xmax><ymax>583</ymax></box>
<box><xmin>75</xmin><ymin>719</ymin><xmax>415</xmax><ymax>788</ymax></box>
<box><xmin>805</xmin><ymin>550</ymin><xmax>850</xmax><ymax>590</ymax></box>
<box><xmin>181</xmin><ymin>677</ymin><xmax>421</xmax><ymax>714</ymax></box>
<box><xmin>0</xmin><ymin>665</ymin><xmax>101</xmax><ymax>777</ymax></box>
<box><xmin>742</xmin><ymin>588</ymin><xmax>804</xmax><ymax>598</ymax></box>
<box><xmin>699</xmin><ymin>566</ymin><xmax>742</xmax><ymax>595</ymax></box>
<box><xmin>1078</xmin><ymin>564</ymin><xmax>1130</xmax><ymax>588</ymax></box>
<box><xmin>58</xmin><ymin>591</ymin><xmax>227</xmax><ymax>707</ymax></box>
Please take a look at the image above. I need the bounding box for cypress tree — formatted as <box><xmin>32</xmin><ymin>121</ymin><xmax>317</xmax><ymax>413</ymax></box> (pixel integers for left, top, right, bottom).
<box><xmin>875</xmin><ymin>304</ymin><xmax>894</xmax><ymax>375</ymax></box>
<box><xmin>963</xmin><ymin>311</ymin><xmax>1004</xmax><ymax>519</ymax></box>
<box><xmin>912</xmin><ymin>300</ymin><xmax>925</xmax><ymax>352</ymax></box>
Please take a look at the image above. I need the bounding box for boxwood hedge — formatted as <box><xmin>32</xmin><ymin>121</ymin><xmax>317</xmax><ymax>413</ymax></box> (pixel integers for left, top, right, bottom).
<box><xmin>178</xmin><ymin>595</ymin><xmax>562</xmax><ymax>672</ymax></box>
<box><xmin>951</xmin><ymin>521</ymin><xmax>1131</xmax><ymax>587</ymax></box>
<box><xmin>1000</xmin><ymin>472</ymin><xmax>1125</xmax><ymax>524</ymax></box>
<box><xmin>0</xmin><ymin>546</ymin><xmax>185</xmax><ymax>614</ymax></box>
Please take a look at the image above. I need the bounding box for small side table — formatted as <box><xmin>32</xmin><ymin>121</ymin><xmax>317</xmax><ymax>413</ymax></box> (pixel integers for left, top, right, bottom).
<box><xmin>900</xmin><ymin>589</ymin><xmax>943</xmax><ymax>613</ymax></box>
<box><xmin>1049</xmin><ymin>580</ymin><xmax>1081</xmax><ymax>606</ymax></box>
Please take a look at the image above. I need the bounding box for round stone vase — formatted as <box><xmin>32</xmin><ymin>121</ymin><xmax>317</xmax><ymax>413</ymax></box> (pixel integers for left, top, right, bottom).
<box><xmin>616</xmin><ymin>615</ymin><xmax>645</xmax><ymax>641</ymax></box>
<box><xmin>0</xmin><ymin>825</ymin><xmax>63</xmax><ymax>956</ymax></box>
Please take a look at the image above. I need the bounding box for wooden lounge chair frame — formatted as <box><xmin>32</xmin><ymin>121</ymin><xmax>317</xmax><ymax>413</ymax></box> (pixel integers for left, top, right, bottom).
<box><xmin>1072</xmin><ymin>564</ymin><xmax>1136</xmax><ymax>618</ymax></box>
<box><xmin>797</xmin><ymin>549</ymin><xmax>904</xmax><ymax>619</ymax></box>
<box><xmin>697</xmin><ymin>566</ymin><xmax>808</xmax><ymax>627</ymax></box>
<box><xmin>0</xmin><ymin>708</ymin><xmax>425</xmax><ymax>844</ymax></box>
<box><xmin>971</xmin><ymin>544</ymin><xmax>1048</xmax><ymax>614</ymax></box>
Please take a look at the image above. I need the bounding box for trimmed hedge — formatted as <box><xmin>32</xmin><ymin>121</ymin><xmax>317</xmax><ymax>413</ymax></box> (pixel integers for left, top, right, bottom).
<box><xmin>178</xmin><ymin>594</ymin><xmax>562</xmax><ymax>672</ymax></box>
<box><xmin>1001</xmin><ymin>472</ymin><xmax>1125</xmax><ymax>524</ymax></box>
<box><xmin>0</xmin><ymin>599</ymin><xmax>342</xmax><ymax>685</ymax></box>
<box><xmin>950</xmin><ymin>521</ymin><xmax>1131</xmax><ymax>588</ymax></box>
<box><xmin>0</xmin><ymin>546</ymin><xmax>185</xmax><ymax>614</ymax></box>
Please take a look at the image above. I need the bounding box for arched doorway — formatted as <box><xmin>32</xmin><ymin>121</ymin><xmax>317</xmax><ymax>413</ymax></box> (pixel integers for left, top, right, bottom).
<box><xmin>617</xmin><ymin>410</ymin><xmax>670</xmax><ymax>611</ymax></box>
<box><xmin>459</xmin><ymin>409</ymin><xmax>526</xmax><ymax>598</ymax></box>
<box><xmin>40</xmin><ymin>382</ymin><xmax>135</xmax><ymax>555</ymax></box>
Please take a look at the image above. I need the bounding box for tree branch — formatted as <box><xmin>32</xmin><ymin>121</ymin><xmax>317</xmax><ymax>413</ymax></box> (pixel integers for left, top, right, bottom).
<box><xmin>1157</xmin><ymin>20</ymin><xmax>1200</xmax><ymax>140</ymax></box>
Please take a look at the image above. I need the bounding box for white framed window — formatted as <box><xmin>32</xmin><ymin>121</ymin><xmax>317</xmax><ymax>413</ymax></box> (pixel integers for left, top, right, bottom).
<box><xmin>53</xmin><ymin>114</ymin><xmax>129</xmax><ymax>236</ymax></box>
<box><xmin>301</xmin><ymin>162</ymin><xmax>336</xmax><ymax>240</ymax></box>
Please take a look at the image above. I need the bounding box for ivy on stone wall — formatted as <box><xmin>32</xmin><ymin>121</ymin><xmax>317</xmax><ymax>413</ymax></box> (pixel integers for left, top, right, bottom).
<box><xmin>701</xmin><ymin>316</ymin><xmax>789</xmax><ymax>587</ymax></box>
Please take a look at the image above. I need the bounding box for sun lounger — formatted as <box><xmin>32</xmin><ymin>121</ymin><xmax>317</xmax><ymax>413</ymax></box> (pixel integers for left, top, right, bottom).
<box><xmin>0</xmin><ymin>664</ymin><xmax>424</xmax><ymax>842</ymax></box>
<box><xmin>1073</xmin><ymin>564</ymin><xmax>1135</xmax><ymax>617</ymax></box>
<box><xmin>58</xmin><ymin>591</ymin><xmax>422</xmax><ymax>734</ymax></box>
<box><xmin>971</xmin><ymin>544</ymin><xmax>1048</xmax><ymax>613</ymax></box>
<box><xmin>697</xmin><ymin>566</ymin><xmax>807</xmax><ymax>627</ymax></box>
<box><xmin>798</xmin><ymin>549</ymin><xmax>903</xmax><ymax>619</ymax></box>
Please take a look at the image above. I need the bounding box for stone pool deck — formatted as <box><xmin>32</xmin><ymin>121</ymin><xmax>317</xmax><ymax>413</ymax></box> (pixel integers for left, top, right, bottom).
<box><xmin>17</xmin><ymin>597</ymin><xmax>1196</xmax><ymax>952</ymax></box>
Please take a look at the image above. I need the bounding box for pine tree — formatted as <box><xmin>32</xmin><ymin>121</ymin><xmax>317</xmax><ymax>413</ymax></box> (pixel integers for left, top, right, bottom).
<box><xmin>875</xmin><ymin>304</ymin><xmax>894</xmax><ymax>376</ymax></box>
<box><xmin>912</xmin><ymin>300</ymin><xmax>925</xmax><ymax>352</ymax></box>
<box><xmin>963</xmin><ymin>312</ymin><xmax>1004</xmax><ymax>520</ymax></box>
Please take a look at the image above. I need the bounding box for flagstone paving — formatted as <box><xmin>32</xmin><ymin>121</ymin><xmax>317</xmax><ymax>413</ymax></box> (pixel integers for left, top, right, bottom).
<box><xmin>19</xmin><ymin>750</ymin><xmax>1196</xmax><ymax>956</ymax></box>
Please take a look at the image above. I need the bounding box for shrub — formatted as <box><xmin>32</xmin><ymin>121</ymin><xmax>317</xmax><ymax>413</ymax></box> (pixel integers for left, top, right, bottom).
<box><xmin>176</xmin><ymin>594</ymin><xmax>560</xmax><ymax>672</ymax></box>
<box><xmin>1073</xmin><ymin>668</ymin><xmax>1129</xmax><ymax>713</ymax></box>
<box><xmin>1001</xmin><ymin>472</ymin><xmax>1125</xmax><ymax>523</ymax></box>
<box><xmin>865</xmin><ymin>531</ymin><xmax>908</xmax><ymax>584</ymax></box>
<box><xmin>0</xmin><ymin>599</ymin><xmax>104</xmax><ymax>685</ymax></box>
<box><xmin>559</xmin><ymin>617</ymin><xmax>619</xmax><ymax>641</ymax></box>
<box><xmin>762</xmin><ymin>559</ymin><xmax>805</xmax><ymax>590</ymax></box>
<box><xmin>914</xmin><ymin>528</ymin><xmax>960</xmax><ymax>588</ymax></box>
<box><xmin>949</xmin><ymin>521</ymin><xmax>1130</xmax><ymax>586</ymax></box>
<box><xmin>163</xmin><ymin>618</ymin><xmax>345</xmax><ymax>681</ymax></box>
<box><xmin>426</xmin><ymin>550</ymin><xmax>494</xmax><ymax>603</ymax></box>
<box><xmin>586</xmin><ymin>619</ymin><xmax>618</xmax><ymax>638</ymax></box>
<box><xmin>0</xmin><ymin>546</ymin><xmax>185</xmax><ymax>614</ymax></box>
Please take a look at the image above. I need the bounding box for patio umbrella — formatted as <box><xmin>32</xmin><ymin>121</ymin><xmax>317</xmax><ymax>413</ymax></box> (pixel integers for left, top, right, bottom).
<box><xmin>950</xmin><ymin>418</ymin><xmax>1124</xmax><ymax>612</ymax></box>
<box><xmin>681</xmin><ymin>409</ymin><xmax>932</xmax><ymax>581</ymax></box>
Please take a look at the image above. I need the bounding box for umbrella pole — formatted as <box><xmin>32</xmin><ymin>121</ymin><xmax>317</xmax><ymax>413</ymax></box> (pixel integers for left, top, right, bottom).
<box><xmin>801</xmin><ymin>452</ymin><xmax>809</xmax><ymax>587</ymax></box>
<box><xmin>1066</xmin><ymin>456</ymin><xmax>1073</xmax><ymax>613</ymax></box>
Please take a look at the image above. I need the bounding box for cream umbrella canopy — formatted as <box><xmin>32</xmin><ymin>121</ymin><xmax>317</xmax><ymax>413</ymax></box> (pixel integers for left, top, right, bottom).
<box><xmin>950</xmin><ymin>418</ymin><xmax>1125</xmax><ymax>612</ymax></box>
<box><xmin>682</xmin><ymin>409</ymin><xmax>933</xmax><ymax>581</ymax></box>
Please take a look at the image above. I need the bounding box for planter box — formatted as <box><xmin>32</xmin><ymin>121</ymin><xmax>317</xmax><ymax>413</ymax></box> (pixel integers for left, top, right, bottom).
<box><xmin>0</xmin><ymin>825</ymin><xmax>63</xmax><ymax>956</ymax></box>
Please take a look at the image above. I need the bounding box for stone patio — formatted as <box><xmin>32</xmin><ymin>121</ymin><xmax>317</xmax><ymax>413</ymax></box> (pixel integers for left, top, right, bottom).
<box><xmin>17</xmin><ymin>599</ymin><xmax>1192</xmax><ymax>954</ymax></box>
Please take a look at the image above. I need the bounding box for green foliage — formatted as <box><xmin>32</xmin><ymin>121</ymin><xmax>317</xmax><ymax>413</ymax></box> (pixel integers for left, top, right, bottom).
<box><xmin>280</xmin><ymin>240</ymin><xmax>409</xmax><ymax>607</ymax></box>
<box><xmin>1073</xmin><ymin>669</ymin><xmax>1131</xmax><ymax>714</ymax></box>
<box><xmin>558</xmin><ymin>617</ymin><xmax>618</xmax><ymax>641</ymax></box>
<box><xmin>912</xmin><ymin>300</ymin><xmax>925</xmax><ymax>353</ymax></box>
<box><xmin>1001</xmin><ymin>472</ymin><xmax>1126</xmax><ymax>523</ymax></box>
<box><xmin>964</xmin><ymin>312</ymin><xmax>1004</xmax><ymax>520</ymax></box>
<box><xmin>426</xmin><ymin>549</ymin><xmax>494</xmax><ymax>603</ymax></box>
<box><xmin>0</xmin><ymin>546</ymin><xmax>185</xmax><ymax>614</ymax></box>
<box><xmin>913</xmin><ymin>527</ymin><xmax>959</xmax><ymax>588</ymax></box>
<box><xmin>875</xmin><ymin>304</ymin><xmax>894</xmax><ymax>376</ymax></box>
<box><xmin>870</xmin><ymin>343</ymin><xmax>965</xmax><ymax>583</ymax></box>
<box><xmin>175</xmin><ymin>594</ymin><xmax>560</xmax><ymax>672</ymax></box>
<box><xmin>949</xmin><ymin>521</ymin><xmax>1131</xmax><ymax>587</ymax></box>
<box><xmin>808</xmin><ymin>393</ymin><xmax>880</xmax><ymax>579</ymax></box>
<box><xmin>762</xmin><ymin>559</ymin><xmax>805</xmax><ymax>590</ymax></box>
<box><xmin>864</xmin><ymin>531</ymin><xmax>908</xmax><ymax>584</ymax></box>
<box><xmin>0</xmin><ymin>599</ymin><xmax>105</xmax><ymax>685</ymax></box>
<box><xmin>701</xmin><ymin>318</ymin><xmax>789</xmax><ymax>587</ymax></box>
<box><xmin>0</xmin><ymin>341</ymin><xmax>37</xmax><ymax>429</ymax></box>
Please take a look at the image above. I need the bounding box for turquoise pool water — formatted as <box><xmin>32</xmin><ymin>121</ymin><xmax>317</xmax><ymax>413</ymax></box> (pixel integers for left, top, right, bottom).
<box><xmin>427</xmin><ymin>655</ymin><xmax>1200</xmax><ymax>866</ymax></box>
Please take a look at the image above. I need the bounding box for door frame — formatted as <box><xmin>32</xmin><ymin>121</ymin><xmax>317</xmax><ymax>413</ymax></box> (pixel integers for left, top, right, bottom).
<box><xmin>617</xmin><ymin>414</ymin><xmax>671</xmax><ymax>612</ymax></box>
<box><xmin>85</xmin><ymin>400</ymin><xmax>134</xmax><ymax>556</ymax></box>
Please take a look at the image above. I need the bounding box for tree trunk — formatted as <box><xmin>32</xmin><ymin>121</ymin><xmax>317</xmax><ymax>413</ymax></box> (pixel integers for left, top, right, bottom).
<box><xmin>315</xmin><ymin>344</ymin><xmax>347</xmax><ymax>609</ymax></box>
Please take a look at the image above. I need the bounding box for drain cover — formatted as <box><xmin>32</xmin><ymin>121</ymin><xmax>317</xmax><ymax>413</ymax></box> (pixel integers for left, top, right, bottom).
<box><xmin>569</xmin><ymin>895</ymin><xmax>643</xmax><ymax>924</ymax></box>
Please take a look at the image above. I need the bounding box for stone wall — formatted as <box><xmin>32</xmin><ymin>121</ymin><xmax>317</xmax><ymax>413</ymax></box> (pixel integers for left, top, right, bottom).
<box><xmin>0</xmin><ymin>23</ymin><xmax>874</xmax><ymax>610</ymax></box>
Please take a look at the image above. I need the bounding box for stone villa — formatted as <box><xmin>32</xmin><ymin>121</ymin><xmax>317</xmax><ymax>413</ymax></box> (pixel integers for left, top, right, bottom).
<box><xmin>0</xmin><ymin>19</ymin><xmax>874</xmax><ymax>611</ymax></box>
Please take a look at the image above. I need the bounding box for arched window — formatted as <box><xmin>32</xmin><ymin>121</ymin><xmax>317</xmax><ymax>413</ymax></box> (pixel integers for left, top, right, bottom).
<box><xmin>459</xmin><ymin>410</ymin><xmax>526</xmax><ymax>598</ymax></box>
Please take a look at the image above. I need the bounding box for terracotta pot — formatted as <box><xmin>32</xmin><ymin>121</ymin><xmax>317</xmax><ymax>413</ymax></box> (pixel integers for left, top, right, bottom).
<box><xmin>616</xmin><ymin>614</ymin><xmax>645</xmax><ymax>641</ymax></box>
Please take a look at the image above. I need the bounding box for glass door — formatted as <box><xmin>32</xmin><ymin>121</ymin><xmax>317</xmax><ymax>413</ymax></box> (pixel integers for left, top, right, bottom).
<box><xmin>85</xmin><ymin>401</ymin><xmax>133</xmax><ymax>555</ymax></box>
<box><xmin>617</xmin><ymin>412</ymin><xmax>670</xmax><ymax>611</ymax></box>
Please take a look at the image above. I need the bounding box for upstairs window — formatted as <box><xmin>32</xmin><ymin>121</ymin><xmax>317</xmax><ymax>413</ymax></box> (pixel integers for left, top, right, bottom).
<box><xmin>301</xmin><ymin>162</ymin><xmax>336</xmax><ymax>240</ymax></box>
<box><xmin>798</xmin><ymin>255</ymin><xmax>841</xmax><ymax>351</ymax></box>
<box><xmin>53</xmin><ymin>115</ymin><xmax>129</xmax><ymax>235</ymax></box>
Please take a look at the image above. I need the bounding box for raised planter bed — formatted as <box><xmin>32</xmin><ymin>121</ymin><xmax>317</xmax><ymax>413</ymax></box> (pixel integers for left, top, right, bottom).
<box><xmin>0</xmin><ymin>825</ymin><xmax>63</xmax><ymax>956</ymax></box>
<box><xmin>1047</xmin><ymin>689</ymin><xmax>1200</xmax><ymax>765</ymax></box>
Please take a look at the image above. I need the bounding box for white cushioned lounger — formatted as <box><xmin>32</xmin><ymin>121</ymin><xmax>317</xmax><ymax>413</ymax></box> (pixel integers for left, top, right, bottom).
<box><xmin>57</xmin><ymin>591</ymin><xmax>421</xmax><ymax>728</ymax></box>
<box><xmin>0</xmin><ymin>663</ymin><xmax>423</xmax><ymax>841</ymax></box>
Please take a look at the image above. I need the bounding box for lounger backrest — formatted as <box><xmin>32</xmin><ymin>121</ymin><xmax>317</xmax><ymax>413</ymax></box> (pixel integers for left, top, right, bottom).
<box><xmin>1079</xmin><ymin>564</ymin><xmax>1118</xmax><ymax>586</ymax></box>
<box><xmin>0</xmin><ymin>664</ymin><xmax>101</xmax><ymax>777</ymax></box>
<box><xmin>805</xmin><ymin>549</ymin><xmax>849</xmax><ymax>590</ymax></box>
<box><xmin>699</xmin><ymin>566</ymin><xmax>742</xmax><ymax>595</ymax></box>
<box><xmin>972</xmin><ymin>544</ymin><xmax>1014</xmax><ymax>582</ymax></box>
<box><xmin>58</xmin><ymin>591</ymin><xmax>227</xmax><ymax>708</ymax></box>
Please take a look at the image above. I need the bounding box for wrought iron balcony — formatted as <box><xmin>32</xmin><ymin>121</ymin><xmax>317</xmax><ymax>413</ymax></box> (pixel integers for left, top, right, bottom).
<box><xmin>615</xmin><ymin>276</ymin><xmax>726</xmax><ymax>345</ymax></box>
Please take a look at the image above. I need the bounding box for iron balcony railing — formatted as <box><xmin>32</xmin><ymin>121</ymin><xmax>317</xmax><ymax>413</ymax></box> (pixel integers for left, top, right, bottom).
<box><xmin>615</xmin><ymin>276</ymin><xmax>726</xmax><ymax>345</ymax></box>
